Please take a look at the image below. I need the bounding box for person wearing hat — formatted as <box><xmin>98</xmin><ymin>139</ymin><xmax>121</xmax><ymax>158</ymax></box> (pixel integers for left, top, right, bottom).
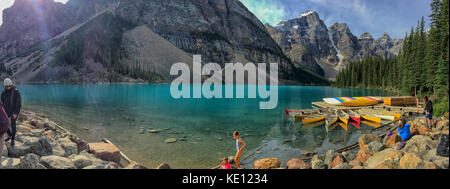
<box><xmin>1</xmin><ymin>78</ymin><xmax>21</xmax><ymax>146</ymax></box>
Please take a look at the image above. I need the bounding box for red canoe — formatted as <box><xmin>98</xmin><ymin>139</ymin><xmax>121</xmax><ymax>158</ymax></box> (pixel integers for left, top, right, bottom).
<box><xmin>348</xmin><ymin>110</ymin><xmax>361</xmax><ymax>123</ymax></box>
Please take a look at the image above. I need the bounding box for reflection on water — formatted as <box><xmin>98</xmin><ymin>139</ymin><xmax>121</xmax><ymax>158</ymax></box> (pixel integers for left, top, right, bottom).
<box><xmin>18</xmin><ymin>84</ymin><xmax>392</xmax><ymax>168</ymax></box>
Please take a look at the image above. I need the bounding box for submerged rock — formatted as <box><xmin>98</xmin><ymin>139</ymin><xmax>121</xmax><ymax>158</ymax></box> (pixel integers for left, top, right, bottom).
<box><xmin>156</xmin><ymin>163</ymin><xmax>171</xmax><ymax>169</ymax></box>
<box><xmin>164</xmin><ymin>138</ymin><xmax>177</xmax><ymax>143</ymax></box>
<box><xmin>124</xmin><ymin>161</ymin><xmax>148</xmax><ymax>169</ymax></box>
<box><xmin>147</xmin><ymin>129</ymin><xmax>160</xmax><ymax>133</ymax></box>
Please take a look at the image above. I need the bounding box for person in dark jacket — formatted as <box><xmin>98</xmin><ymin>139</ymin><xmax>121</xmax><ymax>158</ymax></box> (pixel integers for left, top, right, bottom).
<box><xmin>423</xmin><ymin>96</ymin><xmax>433</xmax><ymax>128</ymax></box>
<box><xmin>1</xmin><ymin>78</ymin><xmax>21</xmax><ymax>146</ymax></box>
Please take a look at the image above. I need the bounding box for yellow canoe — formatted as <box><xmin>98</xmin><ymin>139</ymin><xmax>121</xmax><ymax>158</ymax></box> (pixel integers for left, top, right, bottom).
<box><xmin>302</xmin><ymin>115</ymin><xmax>326</xmax><ymax>124</ymax></box>
<box><xmin>338</xmin><ymin>110</ymin><xmax>349</xmax><ymax>125</ymax></box>
<box><xmin>339</xmin><ymin>122</ymin><xmax>348</xmax><ymax>131</ymax></box>
<box><xmin>339</xmin><ymin>97</ymin><xmax>379</xmax><ymax>107</ymax></box>
<box><xmin>360</xmin><ymin>114</ymin><xmax>382</xmax><ymax>123</ymax></box>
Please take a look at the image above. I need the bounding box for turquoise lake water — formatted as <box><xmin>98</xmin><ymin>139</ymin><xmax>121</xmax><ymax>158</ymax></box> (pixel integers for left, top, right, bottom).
<box><xmin>18</xmin><ymin>84</ymin><xmax>392</xmax><ymax>168</ymax></box>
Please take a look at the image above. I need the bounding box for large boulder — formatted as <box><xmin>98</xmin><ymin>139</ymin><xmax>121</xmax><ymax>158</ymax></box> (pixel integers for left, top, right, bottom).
<box><xmin>88</xmin><ymin>143</ymin><xmax>121</xmax><ymax>164</ymax></box>
<box><xmin>253</xmin><ymin>158</ymin><xmax>281</xmax><ymax>169</ymax></box>
<box><xmin>0</xmin><ymin>157</ymin><xmax>21</xmax><ymax>169</ymax></box>
<box><xmin>365</xmin><ymin>148</ymin><xmax>403</xmax><ymax>169</ymax></box>
<box><xmin>52</xmin><ymin>144</ymin><xmax>67</xmax><ymax>157</ymax></box>
<box><xmin>399</xmin><ymin>153</ymin><xmax>436</xmax><ymax>169</ymax></box>
<box><xmin>286</xmin><ymin>158</ymin><xmax>310</xmax><ymax>169</ymax></box>
<box><xmin>417</xmin><ymin>126</ymin><xmax>431</xmax><ymax>135</ymax></box>
<box><xmin>436</xmin><ymin>134</ymin><xmax>449</xmax><ymax>157</ymax></box>
<box><xmin>355</xmin><ymin>149</ymin><xmax>372</xmax><ymax>163</ymax></box>
<box><xmin>330</xmin><ymin>155</ymin><xmax>345</xmax><ymax>168</ymax></box>
<box><xmin>324</xmin><ymin>150</ymin><xmax>339</xmax><ymax>166</ymax></box>
<box><xmin>19</xmin><ymin>153</ymin><xmax>41</xmax><ymax>169</ymax></box>
<box><xmin>311</xmin><ymin>159</ymin><xmax>326</xmax><ymax>169</ymax></box>
<box><xmin>71</xmin><ymin>155</ymin><xmax>93</xmax><ymax>169</ymax></box>
<box><xmin>367</xmin><ymin>141</ymin><xmax>385</xmax><ymax>155</ymax></box>
<box><xmin>7</xmin><ymin>135</ymin><xmax>53</xmax><ymax>157</ymax></box>
<box><xmin>57</xmin><ymin>137</ymin><xmax>78</xmax><ymax>156</ymax></box>
<box><xmin>404</xmin><ymin>135</ymin><xmax>435</xmax><ymax>158</ymax></box>
<box><xmin>341</xmin><ymin>151</ymin><xmax>356</xmax><ymax>162</ymax></box>
<box><xmin>358</xmin><ymin>134</ymin><xmax>382</xmax><ymax>152</ymax></box>
<box><xmin>40</xmin><ymin>155</ymin><xmax>76</xmax><ymax>169</ymax></box>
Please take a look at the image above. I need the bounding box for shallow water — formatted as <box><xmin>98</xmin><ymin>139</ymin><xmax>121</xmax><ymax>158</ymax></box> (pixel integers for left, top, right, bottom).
<box><xmin>18</xmin><ymin>84</ymin><xmax>392</xmax><ymax>168</ymax></box>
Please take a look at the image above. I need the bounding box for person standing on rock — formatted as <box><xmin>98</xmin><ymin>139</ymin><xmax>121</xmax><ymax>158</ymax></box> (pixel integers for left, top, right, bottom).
<box><xmin>0</xmin><ymin>101</ymin><xmax>10</xmax><ymax>156</ymax></box>
<box><xmin>423</xmin><ymin>96</ymin><xmax>433</xmax><ymax>128</ymax></box>
<box><xmin>233</xmin><ymin>131</ymin><xmax>246</xmax><ymax>169</ymax></box>
<box><xmin>1</xmin><ymin>78</ymin><xmax>21</xmax><ymax>147</ymax></box>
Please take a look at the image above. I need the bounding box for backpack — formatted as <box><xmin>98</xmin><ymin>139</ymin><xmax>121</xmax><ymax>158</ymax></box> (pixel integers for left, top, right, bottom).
<box><xmin>437</xmin><ymin>134</ymin><xmax>449</xmax><ymax>157</ymax></box>
<box><xmin>0</xmin><ymin>102</ymin><xmax>10</xmax><ymax>130</ymax></box>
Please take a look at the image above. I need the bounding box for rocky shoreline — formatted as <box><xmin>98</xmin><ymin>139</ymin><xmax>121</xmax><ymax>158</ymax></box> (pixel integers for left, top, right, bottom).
<box><xmin>252</xmin><ymin>114</ymin><xmax>449</xmax><ymax>169</ymax></box>
<box><xmin>2</xmin><ymin>110</ymin><xmax>448</xmax><ymax>170</ymax></box>
<box><xmin>0</xmin><ymin>110</ymin><xmax>166</xmax><ymax>169</ymax></box>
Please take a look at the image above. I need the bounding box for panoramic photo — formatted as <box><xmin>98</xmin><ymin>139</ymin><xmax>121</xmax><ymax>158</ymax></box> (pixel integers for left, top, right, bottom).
<box><xmin>0</xmin><ymin>0</ymin><xmax>448</xmax><ymax>183</ymax></box>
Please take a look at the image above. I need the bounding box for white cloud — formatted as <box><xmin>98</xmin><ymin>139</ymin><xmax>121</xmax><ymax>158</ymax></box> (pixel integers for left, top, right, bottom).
<box><xmin>240</xmin><ymin>0</ymin><xmax>286</xmax><ymax>26</ymax></box>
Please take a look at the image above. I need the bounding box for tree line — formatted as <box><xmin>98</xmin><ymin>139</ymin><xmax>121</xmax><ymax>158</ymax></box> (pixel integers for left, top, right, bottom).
<box><xmin>335</xmin><ymin>0</ymin><xmax>449</xmax><ymax>99</ymax></box>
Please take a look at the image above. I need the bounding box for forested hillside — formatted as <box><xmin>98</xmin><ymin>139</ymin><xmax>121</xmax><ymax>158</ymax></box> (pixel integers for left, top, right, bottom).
<box><xmin>335</xmin><ymin>0</ymin><xmax>449</xmax><ymax>115</ymax></box>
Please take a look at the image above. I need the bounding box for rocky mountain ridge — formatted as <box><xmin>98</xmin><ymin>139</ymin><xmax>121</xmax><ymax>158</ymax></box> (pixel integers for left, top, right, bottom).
<box><xmin>0</xmin><ymin>0</ymin><xmax>328</xmax><ymax>84</ymax></box>
<box><xmin>266</xmin><ymin>10</ymin><xmax>404</xmax><ymax>79</ymax></box>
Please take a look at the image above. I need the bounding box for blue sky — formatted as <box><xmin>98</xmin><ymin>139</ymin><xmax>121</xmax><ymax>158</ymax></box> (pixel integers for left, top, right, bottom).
<box><xmin>1</xmin><ymin>0</ymin><xmax>431</xmax><ymax>39</ymax></box>
<box><xmin>240</xmin><ymin>0</ymin><xmax>432</xmax><ymax>38</ymax></box>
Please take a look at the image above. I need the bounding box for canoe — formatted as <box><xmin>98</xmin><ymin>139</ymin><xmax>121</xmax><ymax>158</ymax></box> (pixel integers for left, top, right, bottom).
<box><xmin>302</xmin><ymin>114</ymin><xmax>327</xmax><ymax>124</ymax></box>
<box><xmin>338</xmin><ymin>122</ymin><xmax>348</xmax><ymax>131</ymax></box>
<box><xmin>373</xmin><ymin>114</ymin><xmax>396</xmax><ymax>121</ymax></box>
<box><xmin>292</xmin><ymin>114</ymin><xmax>312</xmax><ymax>120</ymax></box>
<box><xmin>340</xmin><ymin>97</ymin><xmax>379</xmax><ymax>107</ymax></box>
<box><xmin>323</xmin><ymin>97</ymin><xmax>379</xmax><ymax>107</ymax></box>
<box><xmin>285</xmin><ymin>108</ymin><xmax>329</xmax><ymax>116</ymax></box>
<box><xmin>302</xmin><ymin>121</ymin><xmax>326</xmax><ymax>130</ymax></box>
<box><xmin>325</xmin><ymin>112</ymin><xmax>338</xmax><ymax>127</ymax></box>
<box><xmin>347</xmin><ymin>110</ymin><xmax>361</xmax><ymax>123</ymax></box>
<box><xmin>358</xmin><ymin>110</ymin><xmax>382</xmax><ymax>123</ymax></box>
<box><xmin>360</xmin><ymin>109</ymin><xmax>397</xmax><ymax>121</ymax></box>
<box><xmin>361</xmin><ymin>120</ymin><xmax>382</xmax><ymax>128</ymax></box>
<box><xmin>337</xmin><ymin>110</ymin><xmax>349</xmax><ymax>125</ymax></box>
<box><xmin>350</xmin><ymin>122</ymin><xmax>360</xmax><ymax>129</ymax></box>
